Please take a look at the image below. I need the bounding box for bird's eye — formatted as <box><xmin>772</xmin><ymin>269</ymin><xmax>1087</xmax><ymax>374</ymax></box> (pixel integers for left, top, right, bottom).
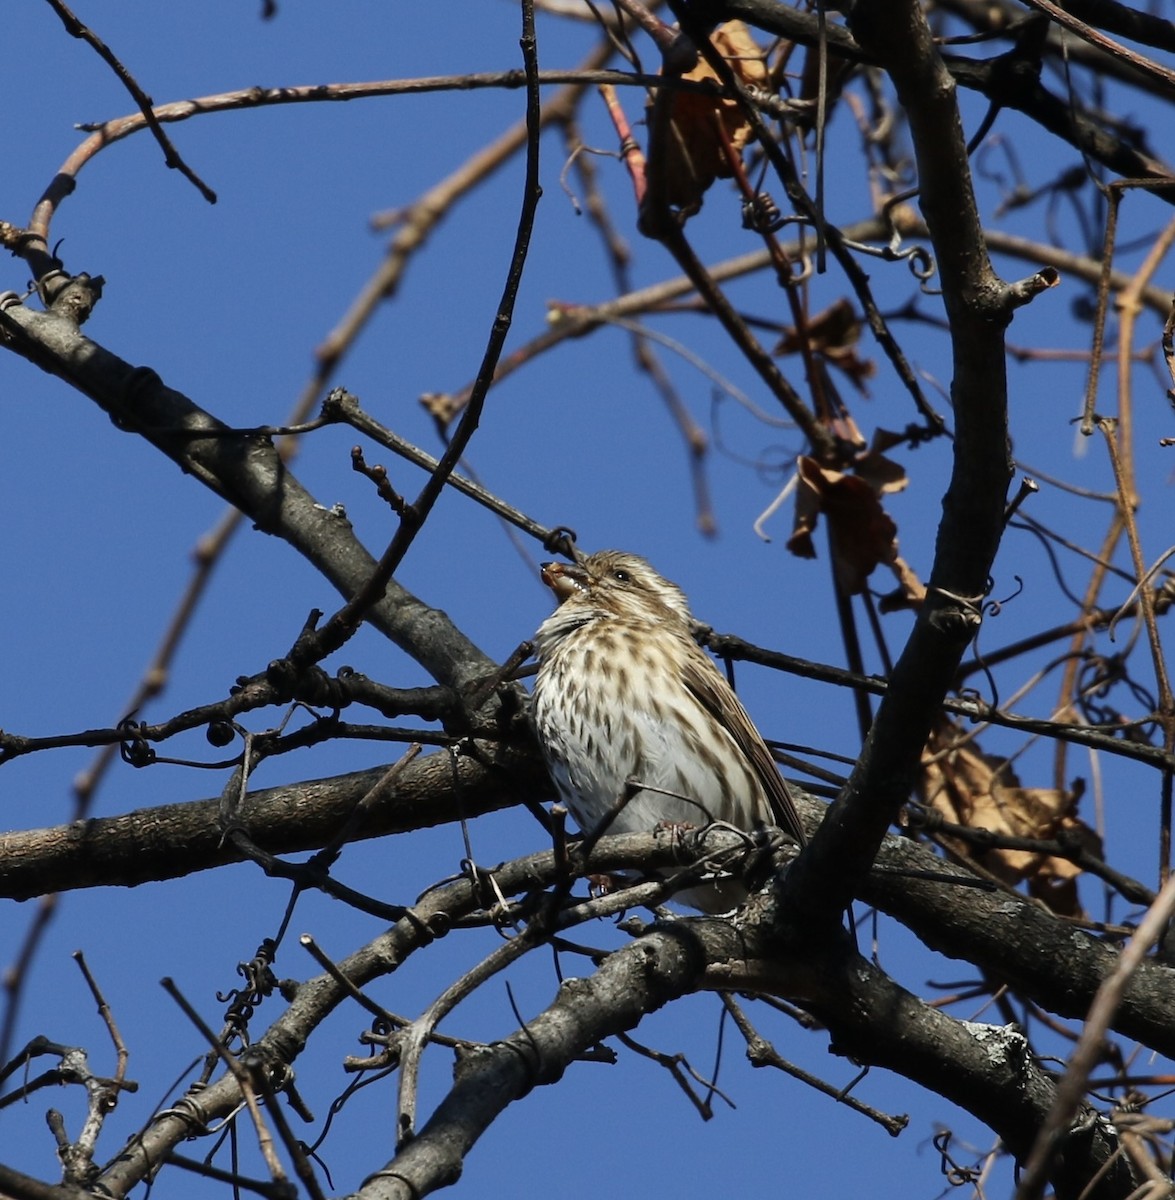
<box><xmin>612</xmin><ymin>569</ymin><xmax>631</xmax><ymax>583</ymax></box>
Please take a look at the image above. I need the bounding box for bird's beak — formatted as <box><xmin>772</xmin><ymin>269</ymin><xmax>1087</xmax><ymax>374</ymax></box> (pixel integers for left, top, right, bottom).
<box><xmin>541</xmin><ymin>561</ymin><xmax>589</xmax><ymax>603</ymax></box>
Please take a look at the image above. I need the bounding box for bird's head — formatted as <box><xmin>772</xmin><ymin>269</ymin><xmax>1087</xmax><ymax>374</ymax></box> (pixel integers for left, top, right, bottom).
<box><xmin>540</xmin><ymin>550</ymin><xmax>692</xmax><ymax>625</ymax></box>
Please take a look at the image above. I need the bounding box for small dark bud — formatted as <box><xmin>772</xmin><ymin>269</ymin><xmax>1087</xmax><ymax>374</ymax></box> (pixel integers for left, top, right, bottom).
<box><xmin>206</xmin><ymin>721</ymin><xmax>235</xmax><ymax>748</ymax></box>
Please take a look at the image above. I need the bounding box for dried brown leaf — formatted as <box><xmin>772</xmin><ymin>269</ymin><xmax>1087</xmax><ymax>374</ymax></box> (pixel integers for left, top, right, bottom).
<box><xmin>787</xmin><ymin>454</ymin><xmax>923</xmax><ymax>601</ymax></box>
<box><xmin>774</xmin><ymin>298</ymin><xmax>877</xmax><ymax>394</ymax></box>
<box><xmin>854</xmin><ymin>430</ymin><xmax>910</xmax><ymax>495</ymax></box>
<box><xmin>919</xmin><ymin>722</ymin><xmax>1101</xmax><ymax>917</ymax></box>
<box><xmin>658</xmin><ymin>21</ymin><xmax>767</xmax><ymax>218</ymax></box>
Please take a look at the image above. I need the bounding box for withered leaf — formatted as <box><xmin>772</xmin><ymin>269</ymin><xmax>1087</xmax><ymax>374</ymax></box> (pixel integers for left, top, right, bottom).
<box><xmin>918</xmin><ymin>721</ymin><xmax>1100</xmax><ymax>917</ymax></box>
<box><xmin>774</xmin><ymin>298</ymin><xmax>877</xmax><ymax>394</ymax></box>
<box><xmin>786</xmin><ymin>452</ymin><xmax>922</xmax><ymax>601</ymax></box>
<box><xmin>658</xmin><ymin>21</ymin><xmax>767</xmax><ymax>218</ymax></box>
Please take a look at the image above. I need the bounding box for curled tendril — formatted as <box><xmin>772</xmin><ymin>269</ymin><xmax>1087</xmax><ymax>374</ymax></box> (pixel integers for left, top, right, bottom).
<box><xmin>1075</xmin><ymin>653</ymin><xmax>1158</xmax><ymax>736</ymax></box>
<box><xmin>741</xmin><ymin>191</ymin><xmax>786</xmax><ymax>233</ymax></box>
<box><xmin>984</xmin><ymin>575</ymin><xmax>1024</xmax><ymax>617</ymax></box>
<box><xmin>904</xmin><ymin>245</ymin><xmax>937</xmax><ymax>287</ymax></box>
<box><xmin>840</xmin><ymin>231</ymin><xmax>939</xmax><ymax>292</ymax></box>
<box><xmin>542</xmin><ymin>525</ymin><xmax>579</xmax><ymax>560</ymax></box>
<box><xmin>933</xmin><ymin>1130</ymin><xmax>982</xmax><ymax>1187</ymax></box>
<box><xmin>117</xmin><ymin>717</ymin><xmax>155</xmax><ymax>768</ymax></box>
<box><xmin>218</xmin><ymin>938</ymin><xmax>278</xmax><ymax>1044</ymax></box>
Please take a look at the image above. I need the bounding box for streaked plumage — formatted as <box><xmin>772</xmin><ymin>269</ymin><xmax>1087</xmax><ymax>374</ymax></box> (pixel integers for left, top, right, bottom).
<box><xmin>531</xmin><ymin>550</ymin><xmax>805</xmax><ymax>910</ymax></box>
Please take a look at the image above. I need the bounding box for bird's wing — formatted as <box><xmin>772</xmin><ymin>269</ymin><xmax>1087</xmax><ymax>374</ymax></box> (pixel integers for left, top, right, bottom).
<box><xmin>680</xmin><ymin>649</ymin><xmax>807</xmax><ymax>846</ymax></box>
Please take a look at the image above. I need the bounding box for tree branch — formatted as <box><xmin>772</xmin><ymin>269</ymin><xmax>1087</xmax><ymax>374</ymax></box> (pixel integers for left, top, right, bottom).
<box><xmin>0</xmin><ymin>302</ymin><xmax>495</xmax><ymax>693</ymax></box>
<box><xmin>782</xmin><ymin>0</ymin><xmax>1016</xmax><ymax>928</ymax></box>
<box><xmin>0</xmin><ymin>746</ymin><xmax>547</xmax><ymax>900</ymax></box>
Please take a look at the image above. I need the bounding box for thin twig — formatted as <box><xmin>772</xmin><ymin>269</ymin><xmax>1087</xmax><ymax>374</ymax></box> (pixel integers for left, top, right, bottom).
<box><xmin>41</xmin><ymin>0</ymin><xmax>216</xmax><ymax>202</ymax></box>
<box><xmin>1013</xmin><ymin>869</ymin><xmax>1175</xmax><ymax>1200</ymax></box>
<box><xmin>160</xmin><ymin>979</ymin><xmax>288</xmax><ymax>1188</ymax></box>
<box><xmin>1098</xmin><ymin>418</ymin><xmax>1175</xmax><ymax>881</ymax></box>
<box><xmin>284</xmin><ymin>9</ymin><xmax>547</xmax><ymax>669</ymax></box>
<box><xmin>721</xmin><ymin>995</ymin><xmax>908</xmax><ymax>1135</ymax></box>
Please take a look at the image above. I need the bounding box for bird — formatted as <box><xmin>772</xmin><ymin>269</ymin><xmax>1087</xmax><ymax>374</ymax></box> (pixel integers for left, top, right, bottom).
<box><xmin>531</xmin><ymin>549</ymin><xmax>806</xmax><ymax>911</ymax></box>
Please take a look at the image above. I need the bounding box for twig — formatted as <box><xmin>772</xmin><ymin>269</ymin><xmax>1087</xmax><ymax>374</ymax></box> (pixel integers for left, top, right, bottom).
<box><xmin>1079</xmin><ymin>190</ymin><xmax>1120</xmax><ymax>436</ymax></box>
<box><xmin>41</xmin><ymin>0</ymin><xmax>216</xmax><ymax>202</ymax></box>
<box><xmin>613</xmin><ymin>1030</ymin><xmax>734</xmax><ymax>1119</ymax></box>
<box><xmin>1013</xmin><ymin>869</ymin><xmax>1175</xmax><ymax>1200</ymax></box>
<box><xmin>326</xmin><ymin>388</ymin><xmax>574</xmax><ymax>554</ymax></box>
<box><xmin>1018</xmin><ymin>0</ymin><xmax>1175</xmax><ymax>91</ymax></box>
<box><xmin>703</xmin><ymin>628</ymin><xmax>1175</xmax><ymax>772</ymax></box>
<box><xmin>285</xmin><ymin>6</ymin><xmax>547</xmax><ymax>669</ymax></box>
<box><xmin>1098</xmin><ymin>418</ymin><xmax>1175</xmax><ymax>881</ymax></box>
<box><xmin>72</xmin><ymin>952</ymin><xmax>131</xmax><ymax>1091</ymax></box>
<box><xmin>723</xmin><ymin>995</ymin><xmax>909</xmax><ymax>1133</ymax></box>
<box><xmin>160</xmin><ymin>978</ymin><xmax>288</xmax><ymax>1189</ymax></box>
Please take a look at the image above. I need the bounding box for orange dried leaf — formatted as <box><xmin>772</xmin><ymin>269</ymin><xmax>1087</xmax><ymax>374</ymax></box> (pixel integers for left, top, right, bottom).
<box><xmin>919</xmin><ymin>723</ymin><xmax>1100</xmax><ymax>917</ymax></box>
<box><xmin>785</xmin><ymin>459</ymin><xmax>823</xmax><ymax>559</ymax></box>
<box><xmin>868</xmin><ymin>427</ymin><xmax>911</xmax><ymax>456</ymax></box>
<box><xmin>711</xmin><ymin>21</ymin><xmax>769</xmax><ymax>89</ymax></box>
<box><xmin>854</xmin><ymin>431</ymin><xmax>909</xmax><ymax>496</ymax></box>
<box><xmin>787</xmin><ymin>455</ymin><xmax>921</xmax><ymax>600</ymax></box>
<box><xmin>774</xmin><ymin>298</ymin><xmax>877</xmax><ymax>393</ymax></box>
<box><xmin>658</xmin><ymin>21</ymin><xmax>767</xmax><ymax>217</ymax></box>
<box><xmin>825</xmin><ymin>406</ymin><xmax>867</xmax><ymax>452</ymax></box>
<box><xmin>821</xmin><ymin>472</ymin><xmax>897</xmax><ymax>594</ymax></box>
<box><xmin>878</xmin><ymin>557</ymin><xmax>926</xmax><ymax>610</ymax></box>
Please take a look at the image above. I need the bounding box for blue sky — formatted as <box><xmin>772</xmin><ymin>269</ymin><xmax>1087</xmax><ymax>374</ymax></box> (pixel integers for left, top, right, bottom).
<box><xmin>2</xmin><ymin>3</ymin><xmax>1173</xmax><ymax>1197</ymax></box>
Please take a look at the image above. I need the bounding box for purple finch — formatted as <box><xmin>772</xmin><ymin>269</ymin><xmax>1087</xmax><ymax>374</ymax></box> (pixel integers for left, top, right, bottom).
<box><xmin>531</xmin><ymin>550</ymin><xmax>805</xmax><ymax>910</ymax></box>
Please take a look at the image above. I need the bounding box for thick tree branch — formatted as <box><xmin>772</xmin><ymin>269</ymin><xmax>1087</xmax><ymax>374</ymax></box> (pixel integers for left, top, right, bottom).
<box><xmin>64</xmin><ymin>819</ymin><xmax>1169</xmax><ymax>1200</ymax></box>
<box><xmin>781</xmin><ymin>0</ymin><xmax>1015</xmax><ymax>928</ymax></box>
<box><xmin>103</xmin><ymin>848</ymin><xmax>1144</xmax><ymax>1200</ymax></box>
<box><xmin>0</xmin><ymin>746</ymin><xmax>547</xmax><ymax>900</ymax></box>
<box><xmin>861</xmin><ymin>835</ymin><xmax>1175</xmax><ymax>1057</ymax></box>
<box><xmin>10</xmin><ymin>765</ymin><xmax>1174</xmax><ymax>1065</ymax></box>
<box><xmin>0</xmin><ymin>302</ymin><xmax>495</xmax><ymax>694</ymax></box>
<box><xmin>371</xmin><ymin>923</ymin><xmax>1134</xmax><ymax>1199</ymax></box>
<box><xmin>789</xmin><ymin>949</ymin><xmax>1134</xmax><ymax>1200</ymax></box>
<box><xmin>938</xmin><ymin>0</ymin><xmax>1175</xmax><ymax>96</ymax></box>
